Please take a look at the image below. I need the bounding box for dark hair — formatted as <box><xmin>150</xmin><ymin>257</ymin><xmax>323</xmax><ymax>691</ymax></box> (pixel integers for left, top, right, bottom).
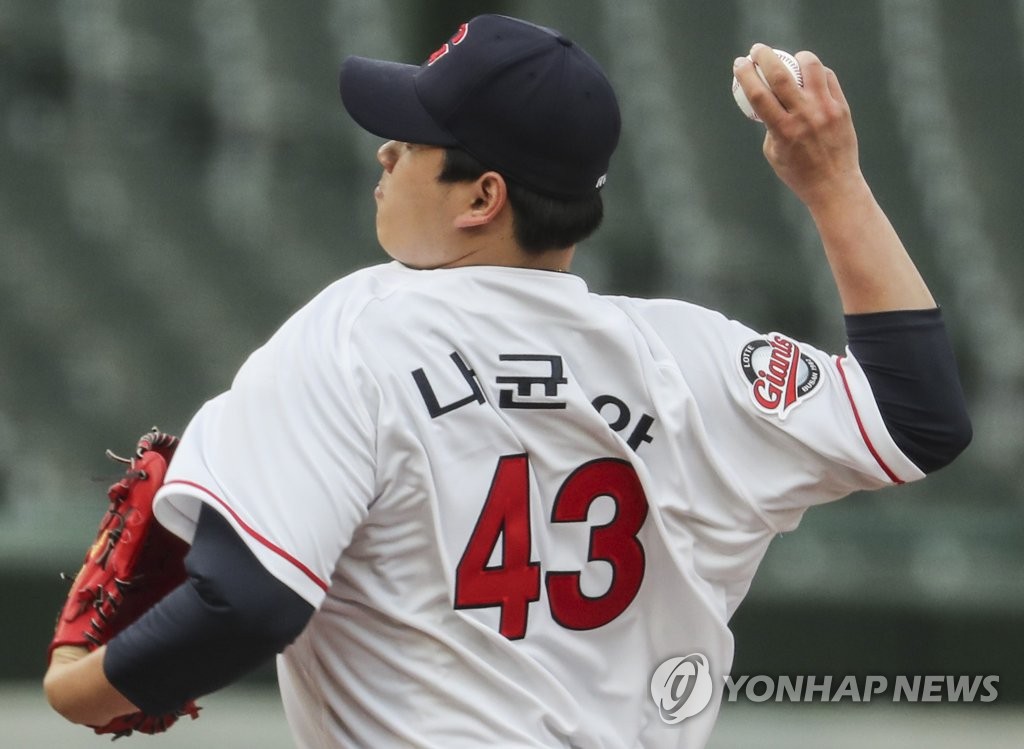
<box><xmin>437</xmin><ymin>148</ymin><xmax>604</xmax><ymax>253</ymax></box>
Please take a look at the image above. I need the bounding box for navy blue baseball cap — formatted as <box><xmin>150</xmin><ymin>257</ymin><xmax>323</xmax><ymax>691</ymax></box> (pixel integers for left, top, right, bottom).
<box><xmin>338</xmin><ymin>14</ymin><xmax>620</xmax><ymax>199</ymax></box>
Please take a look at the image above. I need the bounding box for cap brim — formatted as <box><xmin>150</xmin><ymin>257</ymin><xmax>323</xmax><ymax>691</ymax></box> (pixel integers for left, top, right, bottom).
<box><xmin>339</xmin><ymin>57</ymin><xmax>459</xmax><ymax>147</ymax></box>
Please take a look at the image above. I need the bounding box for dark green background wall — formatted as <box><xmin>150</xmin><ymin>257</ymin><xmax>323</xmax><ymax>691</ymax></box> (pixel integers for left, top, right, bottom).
<box><xmin>2</xmin><ymin>0</ymin><xmax>1021</xmax><ymax>702</ymax></box>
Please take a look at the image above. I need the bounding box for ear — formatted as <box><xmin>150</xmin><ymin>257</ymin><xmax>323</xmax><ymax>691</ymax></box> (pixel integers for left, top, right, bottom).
<box><xmin>453</xmin><ymin>172</ymin><xmax>509</xmax><ymax>229</ymax></box>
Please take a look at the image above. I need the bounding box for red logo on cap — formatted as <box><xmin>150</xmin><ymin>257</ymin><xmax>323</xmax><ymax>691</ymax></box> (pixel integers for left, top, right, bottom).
<box><xmin>427</xmin><ymin>22</ymin><xmax>469</xmax><ymax>66</ymax></box>
<box><xmin>450</xmin><ymin>23</ymin><xmax>469</xmax><ymax>45</ymax></box>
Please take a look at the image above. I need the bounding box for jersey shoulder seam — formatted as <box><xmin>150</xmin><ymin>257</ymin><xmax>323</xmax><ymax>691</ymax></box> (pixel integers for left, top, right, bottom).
<box><xmin>602</xmin><ymin>296</ymin><xmax>788</xmax><ymax>536</ymax></box>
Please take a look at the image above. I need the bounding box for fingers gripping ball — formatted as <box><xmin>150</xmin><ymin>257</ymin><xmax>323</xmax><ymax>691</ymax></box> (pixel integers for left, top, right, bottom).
<box><xmin>49</xmin><ymin>428</ymin><xmax>201</xmax><ymax>737</ymax></box>
<box><xmin>732</xmin><ymin>48</ymin><xmax>803</xmax><ymax>121</ymax></box>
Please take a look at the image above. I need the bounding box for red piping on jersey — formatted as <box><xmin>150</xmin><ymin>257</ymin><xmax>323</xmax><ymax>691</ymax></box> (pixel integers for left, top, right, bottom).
<box><xmin>835</xmin><ymin>357</ymin><xmax>904</xmax><ymax>485</ymax></box>
<box><xmin>163</xmin><ymin>479</ymin><xmax>330</xmax><ymax>591</ymax></box>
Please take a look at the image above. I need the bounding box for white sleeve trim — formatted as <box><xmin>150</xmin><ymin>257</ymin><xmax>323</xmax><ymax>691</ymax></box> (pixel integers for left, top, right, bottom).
<box><xmin>834</xmin><ymin>351</ymin><xmax>926</xmax><ymax>485</ymax></box>
<box><xmin>154</xmin><ymin>480</ymin><xmax>330</xmax><ymax>608</ymax></box>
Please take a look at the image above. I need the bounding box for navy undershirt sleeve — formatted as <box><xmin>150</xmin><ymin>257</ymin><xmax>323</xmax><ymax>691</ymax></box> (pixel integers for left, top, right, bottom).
<box><xmin>845</xmin><ymin>307</ymin><xmax>972</xmax><ymax>474</ymax></box>
<box><xmin>104</xmin><ymin>504</ymin><xmax>315</xmax><ymax>715</ymax></box>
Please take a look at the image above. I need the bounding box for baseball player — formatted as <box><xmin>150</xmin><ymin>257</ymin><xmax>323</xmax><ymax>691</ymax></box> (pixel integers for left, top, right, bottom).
<box><xmin>45</xmin><ymin>14</ymin><xmax>970</xmax><ymax>748</ymax></box>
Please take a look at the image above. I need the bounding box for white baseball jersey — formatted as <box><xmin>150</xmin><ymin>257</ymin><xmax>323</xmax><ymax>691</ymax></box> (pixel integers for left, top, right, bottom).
<box><xmin>154</xmin><ymin>261</ymin><xmax>923</xmax><ymax>748</ymax></box>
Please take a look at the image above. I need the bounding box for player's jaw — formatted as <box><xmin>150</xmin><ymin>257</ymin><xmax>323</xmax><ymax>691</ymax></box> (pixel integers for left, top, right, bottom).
<box><xmin>372</xmin><ymin>140</ymin><xmax>473</xmax><ymax>269</ymax></box>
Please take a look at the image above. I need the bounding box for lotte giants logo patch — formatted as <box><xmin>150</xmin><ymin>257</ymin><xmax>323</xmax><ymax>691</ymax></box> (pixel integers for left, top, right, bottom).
<box><xmin>739</xmin><ymin>334</ymin><xmax>822</xmax><ymax>419</ymax></box>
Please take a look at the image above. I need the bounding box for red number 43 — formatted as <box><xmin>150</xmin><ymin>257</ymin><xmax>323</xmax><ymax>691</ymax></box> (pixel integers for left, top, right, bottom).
<box><xmin>454</xmin><ymin>454</ymin><xmax>649</xmax><ymax>639</ymax></box>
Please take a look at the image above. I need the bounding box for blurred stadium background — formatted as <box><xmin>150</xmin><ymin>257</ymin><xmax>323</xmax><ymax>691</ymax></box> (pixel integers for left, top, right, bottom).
<box><xmin>2</xmin><ymin>0</ymin><xmax>1022</xmax><ymax>745</ymax></box>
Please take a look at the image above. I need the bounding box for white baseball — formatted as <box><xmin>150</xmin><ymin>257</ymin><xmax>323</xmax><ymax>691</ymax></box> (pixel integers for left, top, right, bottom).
<box><xmin>732</xmin><ymin>48</ymin><xmax>803</xmax><ymax>122</ymax></box>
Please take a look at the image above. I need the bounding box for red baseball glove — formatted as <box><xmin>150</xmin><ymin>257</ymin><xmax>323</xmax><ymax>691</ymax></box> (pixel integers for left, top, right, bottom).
<box><xmin>49</xmin><ymin>428</ymin><xmax>200</xmax><ymax>737</ymax></box>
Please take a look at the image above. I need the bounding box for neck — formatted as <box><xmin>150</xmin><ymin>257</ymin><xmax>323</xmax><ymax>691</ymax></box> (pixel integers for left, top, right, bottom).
<box><xmin>517</xmin><ymin>246</ymin><xmax>575</xmax><ymax>273</ymax></box>
<box><xmin>440</xmin><ymin>241</ymin><xmax>575</xmax><ymax>272</ymax></box>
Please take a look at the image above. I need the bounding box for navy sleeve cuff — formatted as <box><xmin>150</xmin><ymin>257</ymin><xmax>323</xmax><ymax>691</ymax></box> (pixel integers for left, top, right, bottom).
<box><xmin>104</xmin><ymin>504</ymin><xmax>314</xmax><ymax>715</ymax></box>
<box><xmin>845</xmin><ymin>307</ymin><xmax>972</xmax><ymax>474</ymax></box>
